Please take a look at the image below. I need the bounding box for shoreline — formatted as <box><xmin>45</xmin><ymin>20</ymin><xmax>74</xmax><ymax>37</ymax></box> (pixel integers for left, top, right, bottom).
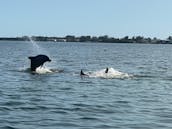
<box><xmin>0</xmin><ymin>35</ymin><xmax>171</xmax><ymax>44</ymax></box>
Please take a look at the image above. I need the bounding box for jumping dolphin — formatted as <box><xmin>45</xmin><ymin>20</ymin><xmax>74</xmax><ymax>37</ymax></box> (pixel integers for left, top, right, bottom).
<box><xmin>28</xmin><ymin>54</ymin><xmax>51</xmax><ymax>71</ymax></box>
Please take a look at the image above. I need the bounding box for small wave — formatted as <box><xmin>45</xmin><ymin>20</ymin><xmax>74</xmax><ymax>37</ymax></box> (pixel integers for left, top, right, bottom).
<box><xmin>83</xmin><ymin>68</ymin><xmax>132</xmax><ymax>79</ymax></box>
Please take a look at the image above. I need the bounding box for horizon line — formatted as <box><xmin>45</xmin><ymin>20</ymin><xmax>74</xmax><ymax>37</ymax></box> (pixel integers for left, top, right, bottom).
<box><xmin>0</xmin><ymin>35</ymin><xmax>171</xmax><ymax>40</ymax></box>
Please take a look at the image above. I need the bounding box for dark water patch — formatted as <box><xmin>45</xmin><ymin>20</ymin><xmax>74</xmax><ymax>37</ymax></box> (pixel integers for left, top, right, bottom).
<box><xmin>59</xmin><ymin>87</ymin><xmax>73</xmax><ymax>91</ymax></box>
<box><xmin>115</xmin><ymin>100</ymin><xmax>130</xmax><ymax>104</ymax></box>
<box><xmin>0</xmin><ymin>126</ymin><xmax>18</xmax><ymax>129</ymax></box>
<box><xmin>0</xmin><ymin>106</ymin><xmax>12</xmax><ymax>112</ymax></box>
<box><xmin>80</xmin><ymin>94</ymin><xmax>89</xmax><ymax>98</ymax></box>
<box><xmin>124</xmin><ymin>123</ymin><xmax>170</xmax><ymax>129</ymax></box>
<box><xmin>6</xmin><ymin>94</ymin><xmax>22</xmax><ymax>100</ymax></box>
<box><xmin>16</xmin><ymin>105</ymin><xmax>56</xmax><ymax>112</ymax></box>
<box><xmin>29</xmin><ymin>97</ymin><xmax>45</xmax><ymax>102</ymax></box>
<box><xmin>17</xmin><ymin>106</ymin><xmax>39</xmax><ymax>111</ymax></box>
<box><xmin>50</xmin><ymin>110</ymin><xmax>68</xmax><ymax>114</ymax></box>
<box><xmin>71</xmin><ymin>103</ymin><xmax>117</xmax><ymax>114</ymax></box>
<box><xmin>47</xmin><ymin>107</ymin><xmax>82</xmax><ymax>112</ymax></box>
<box><xmin>3</xmin><ymin>101</ymin><xmax>25</xmax><ymax>107</ymax></box>
<box><xmin>78</xmin><ymin>81</ymin><xmax>94</xmax><ymax>84</ymax></box>
<box><xmin>80</xmin><ymin>117</ymin><xmax>99</xmax><ymax>121</ymax></box>
<box><xmin>73</xmin><ymin>103</ymin><xmax>91</xmax><ymax>107</ymax></box>
<box><xmin>33</xmin><ymin>105</ymin><xmax>50</xmax><ymax>110</ymax></box>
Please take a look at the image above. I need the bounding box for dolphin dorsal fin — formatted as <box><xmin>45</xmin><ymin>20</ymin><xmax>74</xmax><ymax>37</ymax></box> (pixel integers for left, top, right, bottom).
<box><xmin>105</xmin><ymin>68</ymin><xmax>108</xmax><ymax>73</ymax></box>
<box><xmin>80</xmin><ymin>70</ymin><xmax>85</xmax><ymax>75</ymax></box>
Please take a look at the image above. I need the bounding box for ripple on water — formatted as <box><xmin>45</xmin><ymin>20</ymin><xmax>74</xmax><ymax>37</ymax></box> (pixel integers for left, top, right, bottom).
<box><xmin>0</xmin><ymin>126</ymin><xmax>18</xmax><ymax>129</ymax></box>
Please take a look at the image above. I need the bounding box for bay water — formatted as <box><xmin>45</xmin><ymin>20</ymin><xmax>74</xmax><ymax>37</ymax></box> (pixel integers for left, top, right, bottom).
<box><xmin>1</xmin><ymin>41</ymin><xmax>172</xmax><ymax>129</ymax></box>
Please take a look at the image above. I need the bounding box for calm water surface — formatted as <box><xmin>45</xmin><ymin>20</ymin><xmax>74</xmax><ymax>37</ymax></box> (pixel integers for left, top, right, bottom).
<box><xmin>1</xmin><ymin>41</ymin><xmax>172</xmax><ymax>129</ymax></box>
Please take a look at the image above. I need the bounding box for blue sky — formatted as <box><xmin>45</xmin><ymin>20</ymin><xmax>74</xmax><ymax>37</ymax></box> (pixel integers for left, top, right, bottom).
<box><xmin>0</xmin><ymin>0</ymin><xmax>172</xmax><ymax>39</ymax></box>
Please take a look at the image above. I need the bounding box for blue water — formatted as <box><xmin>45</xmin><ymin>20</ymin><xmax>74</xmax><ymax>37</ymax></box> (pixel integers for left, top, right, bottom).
<box><xmin>1</xmin><ymin>41</ymin><xmax>172</xmax><ymax>129</ymax></box>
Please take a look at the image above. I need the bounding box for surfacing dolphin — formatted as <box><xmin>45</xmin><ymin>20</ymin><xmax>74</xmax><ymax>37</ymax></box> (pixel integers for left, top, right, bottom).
<box><xmin>80</xmin><ymin>68</ymin><xmax>109</xmax><ymax>77</ymax></box>
<box><xmin>28</xmin><ymin>54</ymin><xmax>51</xmax><ymax>71</ymax></box>
<box><xmin>80</xmin><ymin>69</ymin><xmax>87</xmax><ymax>76</ymax></box>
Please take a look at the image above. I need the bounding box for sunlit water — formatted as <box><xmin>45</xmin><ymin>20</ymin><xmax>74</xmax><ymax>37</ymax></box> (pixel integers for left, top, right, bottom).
<box><xmin>1</xmin><ymin>41</ymin><xmax>172</xmax><ymax>129</ymax></box>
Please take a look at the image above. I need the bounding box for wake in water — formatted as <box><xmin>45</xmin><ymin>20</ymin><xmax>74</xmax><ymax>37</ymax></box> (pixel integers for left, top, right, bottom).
<box><xmin>80</xmin><ymin>68</ymin><xmax>132</xmax><ymax>79</ymax></box>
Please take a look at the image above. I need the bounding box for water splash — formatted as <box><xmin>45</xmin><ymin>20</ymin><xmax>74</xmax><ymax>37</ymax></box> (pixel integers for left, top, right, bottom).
<box><xmin>28</xmin><ymin>36</ymin><xmax>47</xmax><ymax>55</ymax></box>
<box><xmin>82</xmin><ymin>68</ymin><xmax>132</xmax><ymax>79</ymax></box>
<box><xmin>35</xmin><ymin>66</ymin><xmax>53</xmax><ymax>74</ymax></box>
<box><xmin>18</xmin><ymin>66</ymin><xmax>62</xmax><ymax>74</ymax></box>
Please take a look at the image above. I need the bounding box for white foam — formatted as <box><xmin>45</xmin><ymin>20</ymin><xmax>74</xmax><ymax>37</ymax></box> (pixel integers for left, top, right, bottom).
<box><xmin>35</xmin><ymin>66</ymin><xmax>53</xmax><ymax>74</ymax></box>
<box><xmin>86</xmin><ymin>68</ymin><xmax>131</xmax><ymax>79</ymax></box>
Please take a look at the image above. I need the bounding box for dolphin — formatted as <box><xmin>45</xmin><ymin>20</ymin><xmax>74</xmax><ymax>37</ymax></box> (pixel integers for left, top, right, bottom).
<box><xmin>80</xmin><ymin>68</ymin><xmax>109</xmax><ymax>76</ymax></box>
<box><xmin>28</xmin><ymin>54</ymin><xmax>51</xmax><ymax>71</ymax></box>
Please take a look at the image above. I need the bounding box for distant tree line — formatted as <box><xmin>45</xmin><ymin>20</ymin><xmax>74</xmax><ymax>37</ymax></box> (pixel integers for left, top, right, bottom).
<box><xmin>0</xmin><ymin>35</ymin><xmax>172</xmax><ymax>44</ymax></box>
